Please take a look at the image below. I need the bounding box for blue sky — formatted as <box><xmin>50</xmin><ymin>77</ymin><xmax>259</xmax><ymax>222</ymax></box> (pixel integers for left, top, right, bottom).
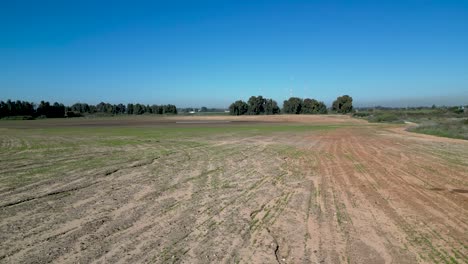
<box><xmin>1</xmin><ymin>0</ymin><xmax>467</xmax><ymax>107</ymax></box>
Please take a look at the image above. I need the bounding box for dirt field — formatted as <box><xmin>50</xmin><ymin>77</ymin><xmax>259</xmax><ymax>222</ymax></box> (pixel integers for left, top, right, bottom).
<box><xmin>0</xmin><ymin>115</ymin><xmax>467</xmax><ymax>263</ymax></box>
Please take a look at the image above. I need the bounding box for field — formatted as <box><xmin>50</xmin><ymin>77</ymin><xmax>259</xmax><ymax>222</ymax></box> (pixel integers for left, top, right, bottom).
<box><xmin>353</xmin><ymin>108</ymin><xmax>468</xmax><ymax>140</ymax></box>
<box><xmin>0</xmin><ymin>115</ymin><xmax>467</xmax><ymax>263</ymax></box>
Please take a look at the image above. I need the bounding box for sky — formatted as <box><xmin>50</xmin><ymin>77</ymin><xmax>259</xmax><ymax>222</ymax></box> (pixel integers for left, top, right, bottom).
<box><xmin>1</xmin><ymin>0</ymin><xmax>468</xmax><ymax>108</ymax></box>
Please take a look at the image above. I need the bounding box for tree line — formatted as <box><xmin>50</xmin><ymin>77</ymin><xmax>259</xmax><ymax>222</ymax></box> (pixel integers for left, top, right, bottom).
<box><xmin>1</xmin><ymin>95</ymin><xmax>354</xmax><ymax>118</ymax></box>
<box><xmin>229</xmin><ymin>96</ymin><xmax>280</xmax><ymax>115</ymax></box>
<box><xmin>0</xmin><ymin>100</ymin><xmax>66</xmax><ymax>118</ymax></box>
<box><xmin>71</xmin><ymin>102</ymin><xmax>177</xmax><ymax>115</ymax></box>
<box><xmin>0</xmin><ymin>100</ymin><xmax>177</xmax><ymax>118</ymax></box>
<box><xmin>229</xmin><ymin>95</ymin><xmax>353</xmax><ymax>115</ymax></box>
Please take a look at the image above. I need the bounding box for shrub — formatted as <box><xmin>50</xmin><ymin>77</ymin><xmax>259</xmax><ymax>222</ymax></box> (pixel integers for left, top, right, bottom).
<box><xmin>369</xmin><ymin>113</ymin><xmax>402</xmax><ymax>123</ymax></box>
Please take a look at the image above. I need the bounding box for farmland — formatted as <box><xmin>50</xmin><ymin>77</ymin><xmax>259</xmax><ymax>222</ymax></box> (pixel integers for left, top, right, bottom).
<box><xmin>0</xmin><ymin>115</ymin><xmax>467</xmax><ymax>263</ymax></box>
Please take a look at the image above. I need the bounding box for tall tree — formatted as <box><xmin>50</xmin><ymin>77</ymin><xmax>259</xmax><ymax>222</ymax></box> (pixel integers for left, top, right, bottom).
<box><xmin>283</xmin><ymin>97</ymin><xmax>303</xmax><ymax>114</ymax></box>
<box><xmin>302</xmin><ymin>98</ymin><xmax>328</xmax><ymax>114</ymax></box>
<box><xmin>316</xmin><ymin>101</ymin><xmax>327</xmax><ymax>114</ymax></box>
<box><xmin>264</xmin><ymin>99</ymin><xmax>280</xmax><ymax>115</ymax></box>
<box><xmin>163</xmin><ymin>104</ymin><xmax>177</xmax><ymax>114</ymax></box>
<box><xmin>247</xmin><ymin>96</ymin><xmax>266</xmax><ymax>115</ymax></box>
<box><xmin>332</xmin><ymin>95</ymin><xmax>353</xmax><ymax>114</ymax></box>
<box><xmin>229</xmin><ymin>100</ymin><xmax>249</xmax><ymax>115</ymax></box>
<box><xmin>127</xmin><ymin>104</ymin><xmax>134</xmax><ymax>114</ymax></box>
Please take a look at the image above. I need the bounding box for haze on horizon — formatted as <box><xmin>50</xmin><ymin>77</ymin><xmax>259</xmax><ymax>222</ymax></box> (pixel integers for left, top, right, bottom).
<box><xmin>1</xmin><ymin>0</ymin><xmax>467</xmax><ymax>108</ymax></box>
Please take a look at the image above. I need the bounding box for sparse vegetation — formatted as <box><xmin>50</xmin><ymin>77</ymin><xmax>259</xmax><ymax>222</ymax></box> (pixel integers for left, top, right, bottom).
<box><xmin>0</xmin><ymin>115</ymin><xmax>466</xmax><ymax>263</ymax></box>
<box><xmin>353</xmin><ymin>106</ymin><xmax>468</xmax><ymax>139</ymax></box>
<box><xmin>408</xmin><ymin>119</ymin><xmax>468</xmax><ymax>140</ymax></box>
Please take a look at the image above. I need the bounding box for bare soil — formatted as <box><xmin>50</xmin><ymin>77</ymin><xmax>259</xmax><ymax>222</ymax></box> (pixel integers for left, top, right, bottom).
<box><xmin>0</xmin><ymin>115</ymin><xmax>467</xmax><ymax>263</ymax></box>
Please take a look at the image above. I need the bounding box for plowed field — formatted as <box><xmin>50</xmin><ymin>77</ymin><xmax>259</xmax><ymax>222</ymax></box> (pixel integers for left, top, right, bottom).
<box><xmin>0</xmin><ymin>115</ymin><xmax>467</xmax><ymax>263</ymax></box>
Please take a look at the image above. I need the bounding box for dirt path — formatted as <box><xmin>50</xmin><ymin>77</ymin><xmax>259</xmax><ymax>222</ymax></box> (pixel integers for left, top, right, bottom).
<box><xmin>0</xmin><ymin>117</ymin><xmax>467</xmax><ymax>263</ymax></box>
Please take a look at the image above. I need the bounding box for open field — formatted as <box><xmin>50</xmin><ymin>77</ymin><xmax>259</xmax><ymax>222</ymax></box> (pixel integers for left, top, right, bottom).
<box><xmin>353</xmin><ymin>108</ymin><xmax>468</xmax><ymax>140</ymax></box>
<box><xmin>0</xmin><ymin>115</ymin><xmax>467</xmax><ymax>263</ymax></box>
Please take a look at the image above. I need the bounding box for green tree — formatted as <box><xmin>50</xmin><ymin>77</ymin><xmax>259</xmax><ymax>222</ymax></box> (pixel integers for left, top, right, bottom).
<box><xmin>302</xmin><ymin>98</ymin><xmax>317</xmax><ymax>114</ymax></box>
<box><xmin>36</xmin><ymin>101</ymin><xmax>50</xmax><ymax>117</ymax></box>
<box><xmin>0</xmin><ymin>100</ymin><xmax>35</xmax><ymax>117</ymax></box>
<box><xmin>283</xmin><ymin>97</ymin><xmax>303</xmax><ymax>114</ymax></box>
<box><xmin>116</xmin><ymin>104</ymin><xmax>126</xmax><ymax>114</ymax></box>
<box><xmin>127</xmin><ymin>104</ymin><xmax>134</xmax><ymax>114</ymax></box>
<box><xmin>134</xmin><ymin>104</ymin><xmax>145</xmax><ymax>115</ymax></box>
<box><xmin>316</xmin><ymin>101</ymin><xmax>327</xmax><ymax>114</ymax></box>
<box><xmin>229</xmin><ymin>100</ymin><xmax>248</xmax><ymax>115</ymax></box>
<box><xmin>247</xmin><ymin>96</ymin><xmax>266</xmax><ymax>115</ymax></box>
<box><xmin>302</xmin><ymin>98</ymin><xmax>328</xmax><ymax>114</ymax></box>
<box><xmin>332</xmin><ymin>95</ymin><xmax>353</xmax><ymax>114</ymax></box>
<box><xmin>264</xmin><ymin>99</ymin><xmax>280</xmax><ymax>115</ymax></box>
<box><xmin>163</xmin><ymin>104</ymin><xmax>177</xmax><ymax>114</ymax></box>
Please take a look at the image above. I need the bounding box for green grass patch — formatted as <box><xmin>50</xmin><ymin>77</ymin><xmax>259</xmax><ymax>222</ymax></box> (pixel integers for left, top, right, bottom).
<box><xmin>0</xmin><ymin>122</ymin><xmax>340</xmax><ymax>189</ymax></box>
<box><xmin>409</xmin><ymin>119</ymin><xmax>468</xmax><ymax>140</ymax></box>
<box><xmin>20</xmin><ymin>124</ymin><xmax>339</xmax><ymax>139</ymax></box>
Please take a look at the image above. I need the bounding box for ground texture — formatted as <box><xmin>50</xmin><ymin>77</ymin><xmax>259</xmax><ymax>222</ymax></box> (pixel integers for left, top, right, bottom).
<box><xmin>0</xmin><ymin>115</ymin><xmax>467</xmax><ymax>263</ymax></box>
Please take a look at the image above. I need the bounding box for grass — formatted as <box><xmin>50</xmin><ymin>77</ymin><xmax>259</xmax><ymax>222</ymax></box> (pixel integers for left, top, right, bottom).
<box><xmin>354</xmin><ymin>108</ymin><xmax>466</xmax><ymax>122</ymax></box>
<box><xmin>0</xmin><ymin>121</ymin><xmax>341</xmax><ymax>189</ymax></box>
<box><xmin>39</xmin><ymin>123</ymin><xmax>339</xmax><ymax>137</ymax></box>
<box><xmin>1</xmin><ymin>116</ymin><xmax>466</xmax><ymax>263</ymax></box>
<box><xmin>353</xmin><ymin>112</ymin><xmax>404</xmax><ymax>123</ymax></box>
<box><xmin>353</xmin><ymin>108</ymin><xmax>467</xmax><ymax>140</ymax></box>
<box><xmin>408</xmin><ymin>119</ymin><xmax>468</xmax><ymax>140</ymax></box>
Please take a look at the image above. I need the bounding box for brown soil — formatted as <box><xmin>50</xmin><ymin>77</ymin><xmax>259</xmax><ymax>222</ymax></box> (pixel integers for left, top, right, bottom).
<box><xmin>0</xmin><ymin>114</ymin><xmax>364</xmax><ymax>129</ymax></box>
<box><xmin>0</xmin><ymin>115</ymin><xmax>466</xmax><ymax>263</ymax></box>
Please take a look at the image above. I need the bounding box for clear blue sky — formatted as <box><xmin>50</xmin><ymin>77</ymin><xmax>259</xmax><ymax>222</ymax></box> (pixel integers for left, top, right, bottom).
<box><xmin>1</xmin><ymin>0</ymin><xmax>467</xmax><ymax>107</ymax></box>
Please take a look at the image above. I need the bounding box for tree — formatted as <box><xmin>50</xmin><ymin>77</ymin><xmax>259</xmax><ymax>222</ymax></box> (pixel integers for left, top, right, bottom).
<box><xmin>302</xmin><ymin>98</ymin><xmax>328</xmax><ymax>114</ymax></box>
<box><xmin>127</xmin><ymin>104</ymin><xmax>134</xmax><ymax>114</ymax></box>
<box><xmin>0</xmin><ymin>100</ymin><xmax>179</xmax><ymax>118</ymax></box>
<box><xmin>134</xmin><ymin>104</ymin><xmax>145</xmax><ymax>115</ymax></box>
<box><xmin>0</xmin><ymin>101</ymin><xmax>7</xmax><ymax>117</ymax></box>
<box><xmin>316</xmin><ymin>101</ymin><xmax>327</xmax><ymax>114</ymax></box>
<box><xmin>264</xmin><ymin>99</ymin><xmax>280</xmax><ymax>115</ymax></box>
<box><xmin>283</xmin><ymin>97</ymin><xmax>303</xmax><ymax>114</ymax></box>
<box><xmin>332</xmin><ymin>95</ymin><xmax>353</xmax><ymax>114</ymax></box>
<box><xmin>247</xmin><ymin>96</ymin><xmax>266</xmax><ymax>115</ymax></box>
<box><xmin>150</xmin><ymin>105</ymin><xmax>163</xmax><ymax>114</ymax></box>
<box><xmin>51</xmin><ymin>102</ymin><xmax>65</xmax><ymax>118</ymax></box>
<box><xmin>36</xmin><ymin>101</ymin><xmax>64</xmax><ymax>118</ymax></box>
<box><xmin>229</xmin><ymin>100</ymin><xmax>248</xmax><ymax>115</ymax></box>
<box><xmin>163</xmin><ymin>104</ymin><xmax>177</xmax><ymax>114</ymax></box>
<box><xmin>302</xmin><ymin>98</ymin><xmax>317</xmax><ymax>114</ymax></box>
<box><xmin>0</xmin><ymin>100</ymin><xmax>34</xmax><ymax>117</ymax></box>
<box><xmin>36</xmin><ymin>101</ymin><xmax>50</xmax><ymax>117</ymax></box>
<box><xmin>116</xmin><ymin>104</ymin><xmax>126</xmax><ymax>114</ymax></box>
<box><xmin>71</xmin><ymin>103</ymin><xmax>90</xmax><ymax>113</ymax></box>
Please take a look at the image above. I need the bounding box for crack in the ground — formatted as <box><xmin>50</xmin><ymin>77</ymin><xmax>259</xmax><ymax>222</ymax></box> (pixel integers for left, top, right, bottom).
<box><xmin>266</xmin><ymin>227</ymin><xmax>281</xmax><ymax>264</ymax></box>
<box><xmin>0</xmin><ymin>196</ymin><xmax>36</xmax><ymax>209</ymax></box>
<box><xmin>131</xmin><ymin>157</ymin><xmax>160</xmax><ymax>168</ymax></box>
<box><xmin>104</xmin><ymin>156</ymin><xmax>160</xmax><ymax>176</ymax></box>
<box><xmin>0</xmin><ymin>182</ymin><xmax>99</xmax><ymax>209</ymax></box>
<box><xmin>274</xmin><ymin>244</ymin><xmax>280</xmax><ymax>263</ymax></box>
<box><xmin>105</xmin><ymin>169</ymin><xmax>119</xmax><ymax>176</ymax></box>
<box><xmin>1</xmin><ymin>156</ymin><xmax>162</xmax><ymax>209</ymax></box>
